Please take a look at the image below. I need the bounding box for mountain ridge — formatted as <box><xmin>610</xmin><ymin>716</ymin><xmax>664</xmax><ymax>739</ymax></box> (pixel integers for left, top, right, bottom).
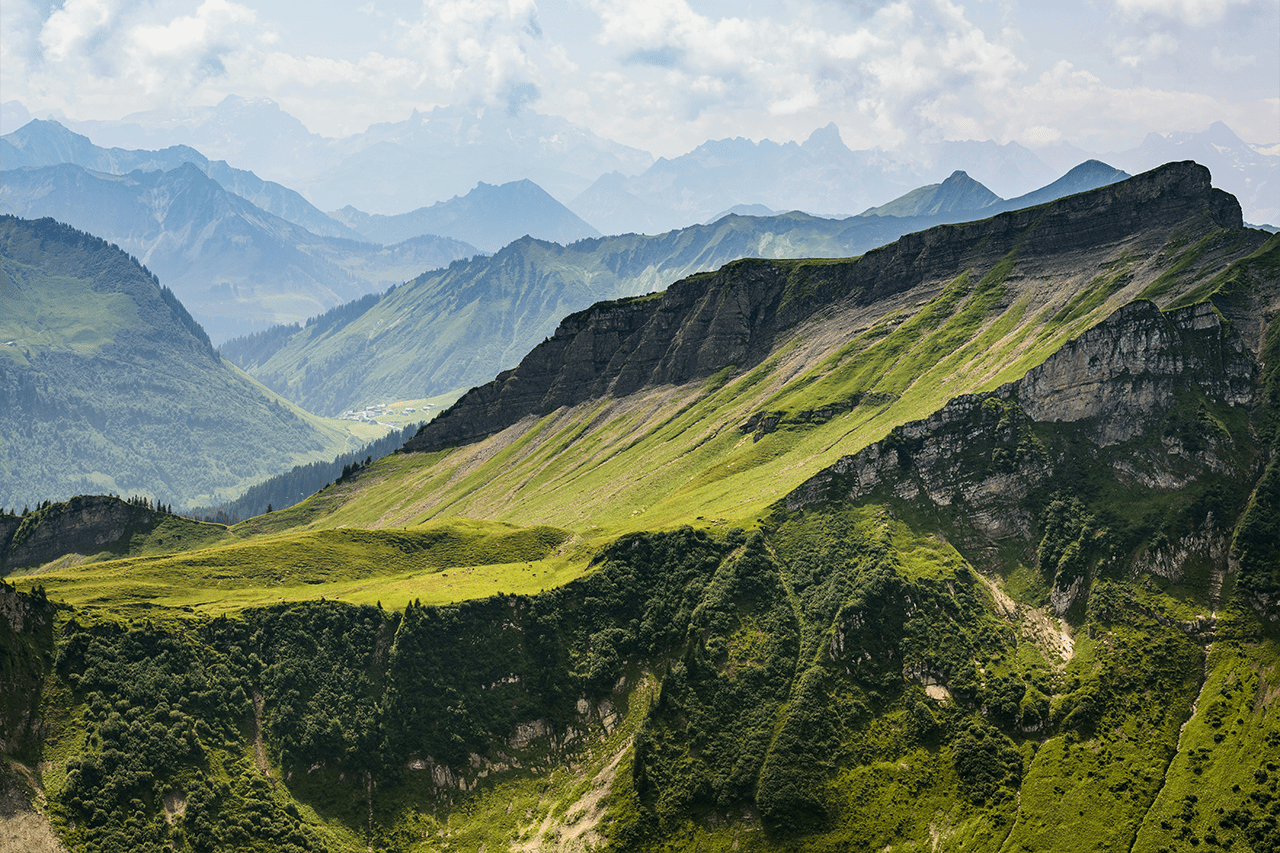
<box><xmin>15</xmin><ymin>97</ymin><xmax>1273</xmax><ymax>225</ymax></box>
<box><xmin>329</xmin><ymin>179</ymin><xmax>601</xmax><ymax>252</ymax></box>
<box><xmin>229</xmin><ymin>159</ymin><xmax>1138</xmax><ymax>415</ymax></box>
<box><xmin>1</xmin><ymin>118</ymin><xmax>353</xmax><ymax>239</ymax></box>
<box><xmin>859</xmin><ymin>169</ymin><xmax>1002</xmax><ymax>217</ymax></box>
<box><xmin>404</xmin><ymin>161</ymin><xmax>1246</xmax><ymax>455</ymax></box>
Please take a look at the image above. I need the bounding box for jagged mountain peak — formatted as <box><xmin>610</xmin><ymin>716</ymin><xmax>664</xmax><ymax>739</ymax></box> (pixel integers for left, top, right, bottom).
<box><xmin>804</xmin><ymin>121</ymin><xmax>844</xmax><ymax>146</ymax></box>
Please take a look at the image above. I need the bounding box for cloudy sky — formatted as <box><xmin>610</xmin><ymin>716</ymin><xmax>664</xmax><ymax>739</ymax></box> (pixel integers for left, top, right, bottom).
<box><xmin>3</xmin><ymin>0</ymin><xmax>1277</xmax><ymax>156</ymax></box>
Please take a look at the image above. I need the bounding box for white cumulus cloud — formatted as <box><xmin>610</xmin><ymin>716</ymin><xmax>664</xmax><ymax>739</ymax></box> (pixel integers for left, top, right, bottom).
<box><xmin>578</xmin><ymin>0</ymin><xmax>1025</xmax><ymax>152</ymax></box>
<box><xmin>395</xmin><ymin>0</ymin><xmax>555</xmax><ymax>112</ymax></box>
<box><xmin>125</xmin><ymin>0</ymin><xmax>258</xmax><ymax>93</ymax></box>
<box><xmin>2</xmin><ymin>0</ymin><xmax>1275</xmax><ymax>160</ymax></box>
<box><xmin>38</xmin><ymin>0</ymin><xmax>118</xmax><ymax>62</ymax></box>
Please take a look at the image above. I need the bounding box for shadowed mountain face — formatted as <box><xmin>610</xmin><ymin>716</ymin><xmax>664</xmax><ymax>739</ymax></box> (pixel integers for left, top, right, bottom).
<box><xmin>0</xmin><ymin>215</ymin><xmax>379</xmax><ymax>509</ymax></box>
<box><xmin>0</xmin><ymin>162</ymin><xmax>476</xmax><ymax>342</ymax></box>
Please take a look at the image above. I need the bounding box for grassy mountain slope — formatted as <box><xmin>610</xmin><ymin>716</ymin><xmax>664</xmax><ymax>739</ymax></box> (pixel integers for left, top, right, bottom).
<box><xmin>4</xmin><ymin>164</ymin><xmax>1277</xmax><ymax>853</ymax></box>
<box><xmin>234</xmin><ymin>160</ymin><xmax>1129</xmax><ymax>417</ymax></box>
<box><xmin>292</xmin><ymin>165</ymin><xmax>1261</xmax><ymax>535</ymax></box>
<box><xmin>0</xmin><ymin>164</ymin><xmax>476</xmax><ymax>342</ymax></box>
<box><xmin>0</xmin><ymin>216</ymin><xmax>383</xmax><ymax>509</ymax></box>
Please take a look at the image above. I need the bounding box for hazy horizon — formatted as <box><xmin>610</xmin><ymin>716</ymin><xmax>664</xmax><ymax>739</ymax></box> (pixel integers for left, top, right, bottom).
<box><xmin>3</xmin><ymin>0</ymin><xmax>1277</xmax><ymax>160</ymax></box>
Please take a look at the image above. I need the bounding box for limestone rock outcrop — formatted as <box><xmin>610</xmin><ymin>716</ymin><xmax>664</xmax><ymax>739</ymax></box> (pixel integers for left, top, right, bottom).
<box><xmin>784</xmin><ymin>297</ymin><xmax>1269</xmax><ymax>617</ymax></box>
<box><xmin>0</xmin><ymin>495</ymin><xmax>164</xmax><ymax>573</ymax></box>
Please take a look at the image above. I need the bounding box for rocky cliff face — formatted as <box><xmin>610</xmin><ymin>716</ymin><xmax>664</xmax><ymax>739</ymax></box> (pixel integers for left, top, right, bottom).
<box><xmin>1018</xmin><ymin>300</ymin><xmax>1255</xmax><ymax>445</ymax></box>
<box><xmin>0</xmin><ymin>495</ymin><xmax>164</xmax><ymax>573</ymax></box>
<box><xmin>0</xmin><ymin>583</ymin><xmax>55</xmax><ymax>757</ymax></box>
<box><xmin>405</xmin><ymin>162</ymin><xmax>1251</xmax><ymax>454</ymax></box>
<box><xmin>784</xmin><ymin>296</ymin><xmax>1270</xmax><ymax>617</ymax></box>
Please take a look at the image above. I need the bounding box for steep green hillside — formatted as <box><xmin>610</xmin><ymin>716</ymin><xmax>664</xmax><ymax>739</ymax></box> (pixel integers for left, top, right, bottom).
<box><xmin>19</xmin><ymin>165</ymin><xmax>1267</xmax><ymax>599</ymax></box>
<box><xmin>228</xmin><ymin>214</ymin><xmax>885</xmax><ymax>415</ymax></box>
<box><xmin>3</xmin><ymin>164</ymin><xmax>1277</xmax><ymax>853</ymax></box>
<box><xmin>0</xmin><ymin>216</ymin><xmax>383</xmax><ymax>509</ymax></box>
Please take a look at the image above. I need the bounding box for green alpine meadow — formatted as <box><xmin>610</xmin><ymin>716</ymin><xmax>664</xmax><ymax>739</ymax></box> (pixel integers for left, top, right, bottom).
<box><xmin>2</xmin><ymin>162</ymin><xmax>1278</xmax><ymax>853</ymax></box>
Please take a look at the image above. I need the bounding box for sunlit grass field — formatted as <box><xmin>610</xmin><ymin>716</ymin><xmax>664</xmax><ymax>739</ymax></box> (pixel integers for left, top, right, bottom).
<box><xmin>15</xmin><ymin>518</ymin><xmax>585</xmax><ymax>615</ymax></box>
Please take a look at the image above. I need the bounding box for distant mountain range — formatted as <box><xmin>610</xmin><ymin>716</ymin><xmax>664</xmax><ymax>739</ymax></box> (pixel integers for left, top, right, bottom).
<box><xmin>1104</xmin><ymin>121</ymin><xmax>1278</xmax><ymax>228</ymax></box>
<box><xmin>0</xmin><ymin>161</ymin><xmax>477</xmax><ymax>343</ymax></box>
<box><xmin>224</xmin><ymin>160</ymin><xmax>1131</xmax><ymax>416</ymax></box>
<box><xmin>329</xmin><ymin>180</ymin><xmax>600</xmax><ymax>253</ymax></box>
<box><xmin>0</xmin><ymin>215</ymin><xmax>384</xmax><ymax>509</ymax></box>
<box><xmin>861</xmin><ymin>161</ymin><xmax>1131</xmax><ymax>218</ymax></box>
<box><xmin>570</xmin><ymin>124</ymin><xmax>1278</xmax><ymax>233</ymax></box>
<box><xmin>2</xmin><ymin>119</ymin><xmax>600</xmax><ymax>250</ymax></box>
<box><xmin>9</xmin><ymin>96</ymin><xmax>1273</xmax><ymax>228</ymax></box>
<box><xmin>19</xmin><ymin>96</ymin><xmax>654</xmax><ymax>214</ymax></box>
<box><xmin>1</xmin><ymin>118</ymin><xmax>352</xmax><ymax>238</ymax></box>
<box><xmin>569</xmin><ymin>125</ymin><xmax>1067</xmax><ymax>234</ymax></box>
